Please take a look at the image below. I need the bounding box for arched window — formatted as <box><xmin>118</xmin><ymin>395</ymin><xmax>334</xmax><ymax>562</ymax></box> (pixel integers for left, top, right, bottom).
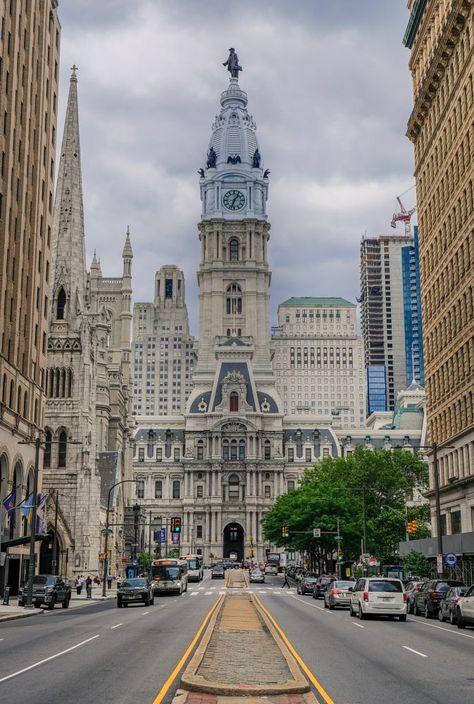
<box><xmin>23</xmin><ymin>392</ymin><xmax>28</xmax><ymax>419</ymax></box>
<box><xmin>44</xmin><ymin>430</ymin><xmax>52</xmax><ymax>468</ymax></box>
<box><xmin>58</xmin><ymin>430</ymin><xmax>67</xmax><ymax>467</ymax></box>
<box><xmin>226</xmin><ymin>283</ymin><xmax>242</xmax><ymax>314</ymax></box>
<box><xmin>264</xmin><ymin>440</ymin><xmax>271</xmax><ymax>460</ymax></box>
<box><xmin>56</xmin><ymin>287</ymin><xmax>66</xmax><ymax>319</ymax></box>
<box><xmin>229</xmin><ymin>391</ymin><xmax>239</xmax><ymax>412</ymax></box>
<box><xmin>228</xmin><ymin>474</ymin><xmax>239</xmax><ymax>499</ymax></box>
<box><xmin>17</xmin><ymin>387</ymin><xmax>22</xmax><ymax>414</ymax></box>
<box><xmin>229</xmin><ymin>239</ymin><xmax>239</xmax><ymax>261</ymax></box>
<box><xmin>9</xmin><ymin>380</ymin><xmax>14</xmax><ymax>408</ymax></box>
<box><xmin>230</xmin><ymin>440</ymin><xmax>238</xmax><ymax>461</ymax></box>
<box><xmin>2</xmin><ymin>374</ymin><xmax>6</xmax><ymax>403</ymax></box>
<box><xmin>197</xmin><ymin>441</ymin><xmax>204</xmax><ymax>460</ymax></box>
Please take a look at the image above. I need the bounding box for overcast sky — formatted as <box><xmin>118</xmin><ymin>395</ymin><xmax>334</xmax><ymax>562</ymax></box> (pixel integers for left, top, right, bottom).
<box><xmin>58</xmin><ymin>0</ymin><xmax>415</xmax><ymax>335</ymax></box>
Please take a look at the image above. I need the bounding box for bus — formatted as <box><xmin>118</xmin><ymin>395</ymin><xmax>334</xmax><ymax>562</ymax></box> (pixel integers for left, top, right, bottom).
<box><xmin>150</xmin><ymin>558</ymin><xmax>188</xmax><ymax>595</ymax></box>
<box><xmin>183</xmin><ymin>554</ymin><xmax>204</xmax><ymax>582</ymax></box>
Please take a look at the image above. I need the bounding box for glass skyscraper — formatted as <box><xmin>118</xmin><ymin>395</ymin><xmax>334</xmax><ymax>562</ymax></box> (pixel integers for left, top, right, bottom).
<box><xmin>401</xmin><ymin>226</ymin><xmax>424</xmax><ymax>386</ymax></box>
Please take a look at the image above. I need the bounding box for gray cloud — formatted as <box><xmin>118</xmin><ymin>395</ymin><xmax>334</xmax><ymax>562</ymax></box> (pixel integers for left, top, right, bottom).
<box><xmin>57</xmin><ymin>0</ymin><xmax>415</xmax><ymax>333</ymax></box>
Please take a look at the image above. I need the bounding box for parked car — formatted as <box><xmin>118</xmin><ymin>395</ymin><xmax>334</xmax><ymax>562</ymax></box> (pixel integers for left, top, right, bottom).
<box><xmin>405</xmin><ymin>580</ymin><xmax>427</xmax><ymax>614</ymax></box>
<box><xmin>457</xmin><ymin>584</ymin><xmax>474</xmax><ymax>629</ymax></box>
<box><xmin>324</xmin><ymin>580</ymin><xmax>355</xmax><ymax>609</ymax></box>
<box><xmin>312</xmin><ymin>575</ymin><xmax>336</xmax><ymax>599</ymax></box>
<box><xmin>438</xmin><ymin>586</ymin><xmax>468</xmax><ymax>624</ymax></box>
<box><xmin>18</xmin><ymin>575</ymin><xmax>71</xmax><ymax>609</ymax></box>
<box><xmin>249</xmin><ymin>569</ymin><xmax>265</xmax><ymax>584</ymax></box>
<box><xmin>297</xmin><ymin>576</ymin><xmax>318</xmax><ymax>595</ymax></box>
<box><xmin>211</xmin><ymin>564</ymin><xmax>225</xmax><ymax>579</ymax></box>
<box><xmin>117</xmin><ymin>577</ymin><xmax>154</xmax><ymax>607</ymax></box>
<box><xmin>413</xmin><ymin>579</ymin><xmax>464</xmax><ymax>618</ymax></box>
<box><xmin>349</xmin><ymin>577</ymin><xmax>407</xmax><ymax>621</ymax></box>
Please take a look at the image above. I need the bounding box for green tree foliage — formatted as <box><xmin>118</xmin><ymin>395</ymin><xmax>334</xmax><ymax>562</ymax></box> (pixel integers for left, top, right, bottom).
<box><xmin>137</xmin><ymin>551</ymin><xmax>153</xmax><ymax>570</ymax></box>
<box><xmin>262</xmin><ymin>447</ymin><xmax>428</xmax><ymax>566</ymax></box>
<box><xmin>403</xmin><ymin>550</ymin><xmax>431</xmax><ymax>577</ymax></box>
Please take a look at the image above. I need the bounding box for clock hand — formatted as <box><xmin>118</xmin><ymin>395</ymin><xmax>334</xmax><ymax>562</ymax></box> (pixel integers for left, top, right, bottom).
<box><xmin>231</xmin><ymin>194</ymin><xmax>238</xmax><ymax>207</ymax></box>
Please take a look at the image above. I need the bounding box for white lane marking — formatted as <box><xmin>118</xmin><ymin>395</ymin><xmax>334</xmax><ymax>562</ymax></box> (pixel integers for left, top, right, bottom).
<box><xmin>190</xmin><ymin>592</ymin><xmax>198</xmax><ymax>596</ymax></box>
<box><xmin>219</xmin><ymin>591</ymin><xmax>226</xmax><ymax>594</ymax></box>
<box><xmin>198</xmin><ymin>587</ymin><xmax>204</xmax><ymax>591</ymax></box>
<box><xmin>205</xmin><ymin>591</ymin><xmax>212</xmax><ymax>595</ymax></box>
<box><xmin>402</xmin><ymin>645</ymin><xmax>428</xmax><ymax>658</ymax></box>
<box><xmin>352</xmin><ymin>622</ymin><xmax>365</xmax><ymax>629</ymax></box>
<box><xmin>142</xmin><ymin>611</ymin><xmax>150</xmax><ymax>615</ymax></box>
<box><xmin>110</xmin><ymin>623</ymin><xmax>123</xmax><ymax>630</ymax></box>
<box><xmin>291</xmin><ymin>595</ymin><xmax>327</xmax><ymax>612</ymax></box>
<box><xmin>258</xmin><ymin>590</ymin><xmax>267</xmax><ymax>594</ymax></box>
<box><xmin>210</xmin><ymin>587</ymin><xmax>216</xmax><ymax>591</ymax></box>
<box><xmin>0</xmin><ymin>634</ymin><xmax>100</xmax><ymax>683</ymax></box>
<box><xmin>408</xmin><ymin>617</ymin><xmax>474</xmax><ymax>639</ymax></box>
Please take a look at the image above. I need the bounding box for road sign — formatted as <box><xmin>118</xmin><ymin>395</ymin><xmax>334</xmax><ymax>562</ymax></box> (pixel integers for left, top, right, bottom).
<box><xmin>313</xmin><ymin>528</ymin><xmax>321</xmax><ymax>538</ymax></box>
<box><xmin>160</xmin><ymin>527</ymin><xmax>167</xmax><ymax>543</ymax></box>
<box><xmin>436</xmin><ymin>553</ymin><xmax>443</xmax><ymax>573</ymax></box>
<box><xmin>444</xmin><ymin>552</ymin><xmax>458</xmax><ymax>568</ymax></box>
<box><xmin>334</xmin><ymin>535</ymin><xmax>343</xmax><ymax>541</ymax></box>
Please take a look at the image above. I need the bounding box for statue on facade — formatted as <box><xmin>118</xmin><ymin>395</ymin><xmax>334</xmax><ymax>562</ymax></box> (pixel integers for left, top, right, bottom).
<box><xmin>252</xmin><ymin>149</ymin><xmax>261</xmax><ymax>168</ymax></box>
<box><xmin>206</xmin><ymin>146</ymin><xmax>217</xmax><ymax>169</ymax></box>
<box><xmin>223</xmin><ymin>48</ymin><xmax>242</xmax><ymax>78</ymax></box>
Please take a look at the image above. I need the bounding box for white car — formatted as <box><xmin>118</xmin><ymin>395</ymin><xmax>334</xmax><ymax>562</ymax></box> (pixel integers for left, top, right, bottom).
<box><xmin>457</xmin><ymin>584</ymin><xmax>474</xmax><ymax>628</ymax></box>
<box><xmin>349</xmin><ymin>577</ymin><xmax>407</xmax><ymax>621</ymax></box>
<box><xmin>265</xmin><ymin>564</ymin><xmax>278</xmax><ymax>575</ymax></box>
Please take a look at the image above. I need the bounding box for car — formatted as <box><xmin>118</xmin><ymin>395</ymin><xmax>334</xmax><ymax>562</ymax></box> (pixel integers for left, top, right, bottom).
<box><xmin>324</xmin><ymin>579</ymin><xmax>355</xmax><ymax>609</ymax></box>
<box><xmin>405</xmin><ymin>580</ymin><xmax>427</xmax><ymax>614</ymax></box>
<box><xmin>312</xmin><ymin>575</ymin><xmax>335</xmax><ymax>599</ymax></box>
<box><xmin>457</xmin><ymin>584</ymin><xmax>474</xmax><ymax>629</ymax></box>
<box><xmin>221</xmin><ymin>560</ymin><xmax>238</xmax><ymax>570</ymax></box>
<box><xmin>265</xmin><ymin>564</ymin><xmax>278</xmax><ymax>575</ymax></box>
<box><xmin>211</xmin><ymin>564</ymin><xmax>225</xmax><ymax>579</ymax></box>
<box><xmin>249</xmin><ymin>569</ymin><xmax>265</xmax><ymax>583</ymax></box>
<box><xmin>117</xmin><ymin>577</ymin><xmax>154</xmax><ymax>607</ymax></box>
<box><xmin>438</xmin><ymin>586</ymin><xmax>468</xmax><ymax>624</ymax></box>
<box><xmin>297</xmin><ymin>576</ymin><xmax>318</xmax><ymax>595</ymax></box>
<box><xmin>18</xmin><ymin>575</ymin><xmax>71</xmax><ymax>610</ymax></box>
<box><xmin>413</xmin><ymin>579</ymin><xmax>464</xmax><ymax>618</ymax></box>
<box><xmin>349</xmin><ymin>577</ymin><xmax>407</xmax><ymax>621</ymax></box>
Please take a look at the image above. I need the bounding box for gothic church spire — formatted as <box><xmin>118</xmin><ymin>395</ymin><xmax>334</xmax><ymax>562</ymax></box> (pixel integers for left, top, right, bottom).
<box><xmin>50</xmin><ymin>66</ymin><xmax>87</xmax><ymax>323</ymax></box>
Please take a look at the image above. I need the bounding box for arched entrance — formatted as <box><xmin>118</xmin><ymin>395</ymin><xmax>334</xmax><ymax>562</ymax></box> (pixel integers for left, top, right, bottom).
<box><xmin>223</xmin><ymin>522</ymin><xmax>244</xmax><ymax>561</ymax></box>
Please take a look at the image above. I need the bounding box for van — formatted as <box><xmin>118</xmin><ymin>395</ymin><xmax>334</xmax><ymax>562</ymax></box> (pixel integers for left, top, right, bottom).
<box><xmin>349</xmin><ymin>577</ymin><xmax>407</xmax><ymax>621</ymax></box>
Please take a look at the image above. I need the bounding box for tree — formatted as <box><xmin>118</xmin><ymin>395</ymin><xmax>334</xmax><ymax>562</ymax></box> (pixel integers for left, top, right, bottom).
<box><xmin>403</xmin><ymin>550</ymin><xmax>431</xmax><ymax>577</ymax></box>
<box><xmin>263</xmin><ymin>447</ymin><xmax>428</xmax><ymax>567</ymax></box>
<box><xmin>168</xmin><ymin>548</ymin><xmax>179</xmax><ymax>558</ymax></box>
<box><xmin>137</xmin><ymin>551</ymin><xmax>153</xmax><ymax>570</ymax></box>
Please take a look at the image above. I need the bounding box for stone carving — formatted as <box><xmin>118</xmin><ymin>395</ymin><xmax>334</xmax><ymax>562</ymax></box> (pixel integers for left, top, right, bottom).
<box><xmin>227</xmin><ymin>155</ymin><xmax>241</xmax><ymax>164</ymax></box>
<box><xmin>252</xmin><ymin>149</ymin><xmax>261</xmax><ymax>168</ymax></box>
<box><xmin>221</xmin><ymin>422</ymin><xmax>247</xmax><ymax>433</ymax></box>
<box><xmin>263</xmin><ymin>169</ymin><xmax>271</xmax><ymax>178</ymax></box>
<box><xmin>206</xmin><ymin>147</ymin><xmax>217</xmax><ymax>169</ymax></box>
<box><xmin>223</xmin><ymin>48</ymin><xmax>242</xmax><ymax>78</ymax></box>
<box><xmin>198</xmin><ymin>168</ymin><xmax>205</xmax><ymax>177</ymax></box>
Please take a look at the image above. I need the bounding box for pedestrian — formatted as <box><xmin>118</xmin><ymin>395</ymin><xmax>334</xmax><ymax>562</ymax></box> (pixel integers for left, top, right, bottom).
<box><xmin>86</xmin><ymin>575</ymin><xmax>92</xmax><ymax>599</ymax></box>
<box><xmin>107</xmin><ymin>574</ymin><xmax>113</xmax><ymax>590</ymax></box>
<box><xmin>76</xmin><ymin>575</ymin><xmax>84</xmax><ymax>595</ymax></box>
<box><xmin>281</xmin><ymin>571</ymin><xmax>290</xmax><ymax>588</ymax></box>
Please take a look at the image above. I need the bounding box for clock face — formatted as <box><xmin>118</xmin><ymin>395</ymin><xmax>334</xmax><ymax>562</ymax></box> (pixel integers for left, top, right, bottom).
<box><xmin>223</xmin><ymin>189</ymin><xmax>246</xmax><ymax>211</ymax></box>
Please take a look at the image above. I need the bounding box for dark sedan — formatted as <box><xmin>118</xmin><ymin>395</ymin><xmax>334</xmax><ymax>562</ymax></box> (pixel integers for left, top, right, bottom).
<box><xmin>438</xmin><ymin>586</ymin><xmax>468</xmax><ymax>624</ymax></box>
<box><xmin>211</xmin><ymin>564</ymin><xmax>225</xmax><ymax>579</ymax></box>
<box><xmin>414</xmin><ymin>579</ymin><xmax>464</xmax><ymax>618</ymax></box>
<box><xmin>312</xmin><ymin>575</ymin><xmax>335</xmax><ymax>599</ymax></box>
<box><xmin>117</xmin><ymin>578</ymin><xmax>154</xmax><ymax>608</ymax></box>
<box><xmin>405</xmin><ymin>580</ymin><xmax>427</xmax><ymax>614</ymax></box>
<box><xmin>297</xmin><ymin>576</ymin><xmax>318</xmax><ymax>595</ymax></box>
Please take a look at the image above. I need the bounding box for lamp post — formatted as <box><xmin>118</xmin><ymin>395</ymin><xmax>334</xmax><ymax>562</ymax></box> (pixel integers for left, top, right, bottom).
<box><xmin>102</xmin><ymin>479</ymin><xmax>137</xmax><ymax>597</ymax></box>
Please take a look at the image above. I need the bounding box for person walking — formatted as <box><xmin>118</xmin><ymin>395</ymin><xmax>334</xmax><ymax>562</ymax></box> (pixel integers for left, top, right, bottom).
<box><xmin>107</xmin><ymin>574</ymin><xmax>113</xmax><ymax>590</ymax></box>
<box><xmin>281</xmin><ymin>571</ymin><xmax>291</xmax><ymax>588</ymax></box>
<box><xmin>85</xmin><ymin>575</ymin><xmax>92</xmax><ymax>599</ymax></box>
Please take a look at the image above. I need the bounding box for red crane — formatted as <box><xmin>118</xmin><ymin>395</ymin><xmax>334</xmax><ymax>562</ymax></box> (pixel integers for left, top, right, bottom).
<box><xmin>390</xmin><ymin>196</ymin><xmax>416</xmax><ymax>236</ymax></box>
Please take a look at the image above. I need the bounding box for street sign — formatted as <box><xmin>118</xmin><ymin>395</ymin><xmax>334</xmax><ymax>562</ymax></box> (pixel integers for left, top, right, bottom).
<box><xmin>334</xmin><ymin>536</ymin><xmax>343</xmax><ymax>541</ymax></box>
<box><xmin>313</xmin><ymin>528</ymin><xmax>321</xmax><ymax>538</ymax></box>
<box><xmin>160</xmin><ymin>528</ymin><xmax>167</xmax><ymax>543</ymax></box>
<box><xmin>444</xmin><ymin>552</ymin><xmax>458</xmax><ymax>568</ymax></box>
<box><xmin>436</xmin><ymin>553</ymin><xmax>443</xmax><ymax>573</ymax></box>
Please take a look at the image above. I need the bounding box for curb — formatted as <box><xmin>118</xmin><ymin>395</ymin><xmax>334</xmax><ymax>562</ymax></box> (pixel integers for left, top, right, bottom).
<box><xmin>180</xmin><ymin>593</ymin><xmax>310</xmax><ymax>696</ymax></box>
<box><xmin>0</xmin><ymin>610</ymin><xmax>40</xmax><ymax>623</ymax></box>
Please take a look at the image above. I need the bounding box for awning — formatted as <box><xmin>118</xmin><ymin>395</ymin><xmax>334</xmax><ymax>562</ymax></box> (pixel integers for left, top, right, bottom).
<box><xmin>0</xmin><ymin>534</ymin><xmax>49</xmax><ymax>549</ymax></box>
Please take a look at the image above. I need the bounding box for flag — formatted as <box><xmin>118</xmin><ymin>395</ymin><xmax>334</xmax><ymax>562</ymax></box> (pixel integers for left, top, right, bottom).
<box><xmin>2</xmin><ymin>490</ymin><xmax>16</xmax><ymax>528</ymax></box>
<box><xmin>20</xmin><ymin>494</ymin><xmax>34</xmax><ymax>524</ymax></box>
<box><xmin>37</xmin><ymin>495</ymin><xmax>47</xmax><ymax>534</ymax></box>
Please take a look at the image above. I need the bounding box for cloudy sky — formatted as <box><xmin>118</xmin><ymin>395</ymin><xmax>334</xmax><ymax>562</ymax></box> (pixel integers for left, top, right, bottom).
<box><xmin>58</xmin><ymin>0</ymin><xmax>416</xmax><ymax>334</ymax></box>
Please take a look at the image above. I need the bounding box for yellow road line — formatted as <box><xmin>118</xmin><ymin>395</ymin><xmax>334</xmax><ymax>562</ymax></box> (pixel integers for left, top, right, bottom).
<box><xmin>253</xmin><ymin>594</ymin><xmax>336</xmax><ymax>704</ymax></box>
<box><xmin>151</xmin><ymin>595</ymin><xmax>223</xmax><ymax>704</ymax></box>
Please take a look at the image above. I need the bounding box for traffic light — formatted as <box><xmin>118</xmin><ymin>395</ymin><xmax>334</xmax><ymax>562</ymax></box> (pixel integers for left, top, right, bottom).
<box><xmin>171</xmin><ymin>517</ymin><xmax>182</xmax><ymax>533</ymax></box>
<box><xmin>407</xmin><ymin>519</ymin><xmax>418</xmax><ymax>534</ymax></box>
<box><xmin>337</xmin><ymin>547</ymin><xmax>344</xmax><ymax>561</ymax></box>
<box><xmin>281</xmin><ymin>526</ymin><xmax>289</xmax><ymax>539</ymax></box>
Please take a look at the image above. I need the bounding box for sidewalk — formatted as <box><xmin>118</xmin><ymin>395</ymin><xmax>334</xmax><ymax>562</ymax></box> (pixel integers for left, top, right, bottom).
<box><xmin>0</xmin><ymin>587</ymin><xmax>117</xmax><ymax>622</ymax></box>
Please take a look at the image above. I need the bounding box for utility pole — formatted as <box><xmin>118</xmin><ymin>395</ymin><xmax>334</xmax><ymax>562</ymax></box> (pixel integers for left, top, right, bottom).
<box><xmin>148</xmin><ymin>510</ymin><xmax>152</xmax><ymax>558</ymax></box>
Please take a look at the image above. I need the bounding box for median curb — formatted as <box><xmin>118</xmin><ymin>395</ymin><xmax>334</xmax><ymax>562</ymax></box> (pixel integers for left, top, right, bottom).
<box><xmin>0</xmin><ymin>609</ymin><xmax>41</xmax><ymax>623</ymax></box>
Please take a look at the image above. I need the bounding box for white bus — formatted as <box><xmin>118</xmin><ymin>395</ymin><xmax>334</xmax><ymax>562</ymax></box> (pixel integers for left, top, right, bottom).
<box><xmin>150</xmin><ymin>558</ymin><xmax>188</xmax><ymax>595</ymax></box>
<box><xmin>183</xmin><ymin>554</ymin><xmax>204</xmax><ymax>582</ymax></box>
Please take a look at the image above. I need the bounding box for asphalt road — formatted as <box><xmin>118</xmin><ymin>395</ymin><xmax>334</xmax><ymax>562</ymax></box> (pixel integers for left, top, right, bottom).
<box><xmin>1</xmin><ymin>572</ymin><xmax>473</xmax><ymax>704</ymax></box>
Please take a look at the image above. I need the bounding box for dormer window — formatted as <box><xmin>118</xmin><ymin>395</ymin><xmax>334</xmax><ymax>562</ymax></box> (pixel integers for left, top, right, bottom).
<box><xmin>56</xmin><ymin>287</ymin><xmax>66</xmax><ymax>319</ymax></box>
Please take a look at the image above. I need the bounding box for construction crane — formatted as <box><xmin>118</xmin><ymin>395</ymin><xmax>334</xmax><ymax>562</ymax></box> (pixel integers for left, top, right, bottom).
<box><xmin>390</xmin><ymin>196</ymin><xmax>416</xmax><ymax>236</ymax></box>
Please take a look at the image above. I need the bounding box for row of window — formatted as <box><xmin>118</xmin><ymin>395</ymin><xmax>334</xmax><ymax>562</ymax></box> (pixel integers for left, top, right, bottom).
<box><xmin>134</xmin><ymin>477</ymin><xmax>297</xmax><ymax>501</ymax></box>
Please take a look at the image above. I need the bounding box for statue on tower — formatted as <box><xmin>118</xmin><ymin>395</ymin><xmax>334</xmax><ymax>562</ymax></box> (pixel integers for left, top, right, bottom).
<box><xmin>223</xmin><ymin>48</ymin><xmax>242</xmax><ymax>78</ymax></box>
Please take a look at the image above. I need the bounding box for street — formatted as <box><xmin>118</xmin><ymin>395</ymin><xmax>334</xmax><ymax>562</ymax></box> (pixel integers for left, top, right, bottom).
<box><xmin>1</xmin><ymin>573</ymin><xmax>473</xmax><ymax>704</ymax></box>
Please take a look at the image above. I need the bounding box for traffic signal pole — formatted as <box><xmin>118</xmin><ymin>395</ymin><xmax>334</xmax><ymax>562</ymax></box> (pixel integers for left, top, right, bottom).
<box><xmin>336</xmin><ymin>517</ymin><xmax>341</xmax><ymax>579</ymax></box>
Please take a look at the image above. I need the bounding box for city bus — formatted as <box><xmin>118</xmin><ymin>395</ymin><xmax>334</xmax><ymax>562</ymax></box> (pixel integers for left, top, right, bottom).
<box><xmin>150</xmin><ymin>558</ymin><xmax>188</xmax><ymax>595</ymax></box>
<box><xmin>183</xmin><ymin>554</ymin><xmax>204</xmax><ymax>582</ymax></box>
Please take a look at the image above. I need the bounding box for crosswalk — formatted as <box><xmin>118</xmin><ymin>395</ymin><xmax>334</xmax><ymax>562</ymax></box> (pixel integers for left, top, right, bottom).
<box><xmin>182</xmin><ymin>586</ymin><xmax>297</xmax><ymax>598</ymax></box>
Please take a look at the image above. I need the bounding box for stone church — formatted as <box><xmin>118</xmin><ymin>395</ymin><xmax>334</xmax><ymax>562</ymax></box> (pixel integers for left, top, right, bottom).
<box><xmin>41</xmin><ymin>69</ymin><xmax>134</xmax><ymax>578</ymax></box>
<box><xmin>132</xmin><ymin>66</ymin><xmax>424</xmax><ymax>565</ymax></box>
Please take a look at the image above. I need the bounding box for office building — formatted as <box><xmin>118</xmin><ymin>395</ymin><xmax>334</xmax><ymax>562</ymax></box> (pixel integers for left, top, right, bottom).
<box><xmin>402</xmin><ymin>226</ymin><xmax>424</xmax><ymax>386</ymax></box>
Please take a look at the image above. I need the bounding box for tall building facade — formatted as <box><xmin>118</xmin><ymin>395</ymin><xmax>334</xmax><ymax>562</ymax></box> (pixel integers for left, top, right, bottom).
<box><xmin>360</xmin><ymin>234</ymin><xmax>412</xmax><ymax>414</ymax></box>
<box><xmin>41</xmin><ymin>70</ymin><xmax>134</xmax><ymax>578</ymax></box>
<box><xmin>272</xmin><ymin>297</ymin><xmax>365</xmax><ymax>427</ymax></box>
<box><xmin>401</xmin><ymin>226</ymin><xmax>424</xmax><ymax>386</ymax></box>
<box><xmin>0</xmin><ymin>1</ymin><xmax>60</xmax><ymax>596</ymax></box>
<box><xmin>133</xmin><ymin>265</ymin><xmax>195</xmax><ymax>416</ymax></box>
<box><xmin>404</xmin><ymin>0</ymin><xmax>474</xmax><ymax>537</ymax></box>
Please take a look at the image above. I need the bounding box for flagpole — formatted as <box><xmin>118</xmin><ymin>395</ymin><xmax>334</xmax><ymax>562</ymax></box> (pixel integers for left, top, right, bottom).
<box><xmin>25</xmin><ymin>436</ymin><xmax>41</xmax><ymax>609</ymax></box>
<box><xmin>52</xmin><ymin>490</ymin><xmax>59</xmax><ymax>576</ymax></box>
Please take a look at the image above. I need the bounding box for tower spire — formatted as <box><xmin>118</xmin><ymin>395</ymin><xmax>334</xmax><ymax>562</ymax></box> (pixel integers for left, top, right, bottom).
<box><xmin>50</xmin><ymin>64</ymin><xmax>87</xmax><ymax>323</ymax></box>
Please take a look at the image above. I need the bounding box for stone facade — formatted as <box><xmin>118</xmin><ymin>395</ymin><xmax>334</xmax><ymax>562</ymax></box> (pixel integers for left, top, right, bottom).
<box><xmin>41</xmin><ymin>71</ymin><xmax>134</xmax><ymax>578</ymax></box>
<box><xmin>404</xmin><ymin>0</ymin><xmax>474</xmax><ymax>536</ymax></box>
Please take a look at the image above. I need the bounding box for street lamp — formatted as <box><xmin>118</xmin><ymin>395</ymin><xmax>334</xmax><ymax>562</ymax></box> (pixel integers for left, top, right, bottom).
<box><xmin>102</xmin><ymin>480</ymin><xmax>138</xmax><ymax>597</ymax></box>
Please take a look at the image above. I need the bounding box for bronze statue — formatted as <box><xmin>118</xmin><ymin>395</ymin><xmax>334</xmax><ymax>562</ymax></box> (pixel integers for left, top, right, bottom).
<box><xmin>223</xmin><ymin>48</ymin><xmax>242</xmax><ymax>78</ymax></box>
<box><xmin>206</xmin><ymin>147</ymin><xmax>217</xmax><ymax>169</ymax></box>
<box><xmin>252</xmin><ymin>149</ymin><xmax>261</xmax><ymax>168</ymax></box>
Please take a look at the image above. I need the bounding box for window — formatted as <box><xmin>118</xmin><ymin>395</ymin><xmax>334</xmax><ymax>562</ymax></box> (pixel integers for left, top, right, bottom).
<box><xmin>288</xmin><ymin>447</ymin><xmax>294</xmax><ymax>462</ymax></box>
<box><xmin>323</xmin><ymin>447</ymin><xmax>330</xmax><ymax>457</ymax></box>
<box><xmin>229</xmin><ymin>475</ymin><xmax>239</xmax><ymax>499</ymax></box>
<box><xmin>56</xmin><ymin>287</ymin><xmax>66</xmax><ymax>319</ymax></box>
<box><xmin>229</xmin><ymin>391</ymin><xmax>239</xmax><ymax>412</ymax></box>
<box><xmin>44</xmin><ymin>430</ymin><xmax>52</xmax><ymax>468</ymax></box>
<box><xmin>230</xmin><ymin>442</ymin><xmax>238</xmax><ymax>461</ymax></box>
<box><xmin>196</xmin><ymin>524</ymin><xmax>203</xmax><ymax>539</ymax></box>
<box><xmin>226</xmin><ymin>283</ymin><xmax>242</xmax><ymax>314</ymax></box>
<box><xmin>287</xmin><ymin>480</ymin><xmax>295</xmax><ymax>492</ymax></box>
<box><xmin>223</xmin><ymin>441</ymin><xmax>229</xmax><ymax>461</ymax></box>
<box><xmin>264</xmin><ymin>485</ymin><xmax>271</xmax><ymax>498</ymax></box>
<box><xmin>172</xmin><ymin>480</ymin><xmax>180</xmax><ymax>499</ymax></box>
<box><xmin>137</xmin><ymin>480</ymin><xmax>145</xmax><ymax>499</ymax></box>
<box><xmin>174</xmin><ymin>447</ymin><xmax>180</xmax><ymax>462</ymax></box>
<box><xmin>305</xmin><ymin>448</ymin><xmax>312</xmax><ymax>462</ymax></box>
<box><xmin>239</xmin><ymin>441</ymin><xmax>245</xmax><ymax>460</ymax></box>
<box><xmin>138</xmin><ymin>448</ymin><xmax>145</xmax><ymax>462</ymax></box>
<box><xmin>197</xmin><ymin>485</ymin><xmax>203</xmax><ymax>498</ymax></box>
<box><xmin>58</xmin><ymin>430</ymin><xmax>67</xmax><ymax>467</ymax></box>
<box><xmin>155</xmin><ymin>480</ymin><xmax>162</xmax><ymax>499</ymax></box>
<box><xmin>264</xmin><ymin>441</ymin><xmax>271</xmax><ymax>460</ymax></box>
<box><xmin>197</xmin><ymin>443</ymin><xmax>204</xmax><ymax>460</ymax></box>
<box><xmin>451</xmin><ymin>510</ymin><xmax>462</xmax><ymax>534</ymax></box>
<box><xmin>156</xmin><ymin>447</ymin><xmax>162</xmax><ymax>462</ymax></box>
<box><xmin>229</xmin><ymin>238</ymin><xmax>239</xmax><ymax>261</ymax></box>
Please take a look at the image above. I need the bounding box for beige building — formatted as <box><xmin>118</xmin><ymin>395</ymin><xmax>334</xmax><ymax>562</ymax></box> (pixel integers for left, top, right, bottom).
<box><xmin>404</xmin><ymin>0</ymin><xmax>474</xmax><ymax>538</ymax></box>
<box><xmin>272</xmin><ymin>297</ymin><xmax>366</xmax><ymax>427</ymax></box>
<box><xmin>0</xmin><ymin>0</ymin><xmax>60</xmax><ymax>596</ymax></box>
